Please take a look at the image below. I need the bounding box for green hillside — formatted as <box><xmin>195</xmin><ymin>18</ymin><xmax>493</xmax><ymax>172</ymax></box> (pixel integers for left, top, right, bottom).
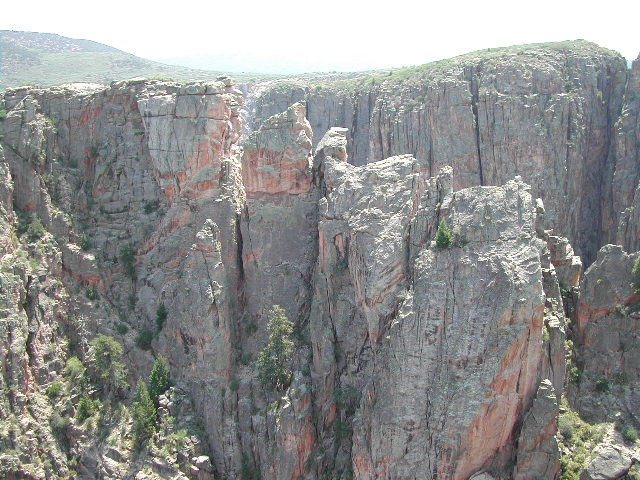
<box><xmin>0</xmin><ymin>30</ymin><xmax>280</xmax><ymax>89</ymax></box>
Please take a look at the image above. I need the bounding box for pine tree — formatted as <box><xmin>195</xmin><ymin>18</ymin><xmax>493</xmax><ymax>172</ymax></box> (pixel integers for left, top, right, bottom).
<box><xmin>89</xmin><ymin>335</ymin><xmax>128</xmax><ymax>391</ymax></box>
<box><xmin>155</xmin><ymin>303</ymin><xmax>168</xmax><ymax>331</ymax></box>
<box><xmin>132</xmin><ymin>380</ymin><xmax>156</xmax><ymax>450</ymax></box>
<box><xmin>435</xmin><ymin>219</ymin><xmax>453</xmax><ymax>249</ymax></box>
<box><xmin>148</xmin><ymin>356</ymin><xmax>171</xmax><ymax>405</ymax></box>
<box><xmin>256</xmin><ymin>306</ymin><xmax>294</xmax><ymax>390</ymax></box>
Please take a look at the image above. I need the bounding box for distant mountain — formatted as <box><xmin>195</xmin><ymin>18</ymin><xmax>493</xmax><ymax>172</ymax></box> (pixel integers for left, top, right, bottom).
<box><xmin>0</xmin><ymin>30</ymin><xmax>282</xmax><ymax>89</ymax></box>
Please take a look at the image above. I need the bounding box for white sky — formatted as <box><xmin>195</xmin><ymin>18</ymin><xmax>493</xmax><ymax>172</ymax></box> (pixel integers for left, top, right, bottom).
<box><xmin>3</xmin><ymin>0</ymin><xmax>639</xmax><ymax>73</ymax></box>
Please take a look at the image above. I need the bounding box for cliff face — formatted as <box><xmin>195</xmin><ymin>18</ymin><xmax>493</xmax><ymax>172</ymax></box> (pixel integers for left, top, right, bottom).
<box><xmin>309</xmin><ymin>129</ymin><xmax>567</xmax><ymax>480</ymax></box>
<box><xmin>612</xmin><ymin>56</ymin><xmax>640</xmax><ymax>251</ymax></box>
<box><xmin>0</xmin><ymin>40</ymin><xmax>639</xmax><ymax>480</ymax></box>
<box><xmin>251</xmin><ymin>41</ymin><xmax>635</xmax><ymax>266</ymax></box>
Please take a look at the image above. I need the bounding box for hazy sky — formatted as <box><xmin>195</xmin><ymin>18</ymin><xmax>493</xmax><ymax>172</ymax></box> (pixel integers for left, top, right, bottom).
<box><xmin>3</xmin><ymin>0</ymin><xmax>639</xmax><ymax>73</ymax></box>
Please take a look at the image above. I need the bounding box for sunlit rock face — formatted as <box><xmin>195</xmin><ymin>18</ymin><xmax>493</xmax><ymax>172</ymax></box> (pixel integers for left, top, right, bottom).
<box><xmin>2</xmin><ymin>40</ymin><xmax>640</xmax><ymax>480</ymax></box>
<box><xmin>252</xmin><ymin>41</ymin><xmax>632</xmax><ymax>266</ymax></box>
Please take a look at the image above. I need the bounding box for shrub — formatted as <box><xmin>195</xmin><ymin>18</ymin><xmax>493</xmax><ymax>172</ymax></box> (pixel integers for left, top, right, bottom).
<box><xmin>558</xmin><ymin>414</ymin><xmax>574</xmax><ymax>441</ymax></box>
<box><xmin>595</xmin><ymin>378</ymin><xmax>610</xmax><ymax>393</ymax></box>
<box><xmin>79</xmin><ymin>233</ymin><xmax>91</xmax><ymax>251</ymax></box>
<box><xmin>632</xmin><ymin>257</ymin><xmax>640</xmax><ymax>294</ymax></box>
<box><xmin>135</xmin><ymin>326</ymin><xmax>154</xmax><ymax>350</ymax></box>
<box><xmin>335</xmin><ymin>420</ymin><xmax>353</xmax><ymax>441</ymax></box>
<box><xmin>45</xmin><ymin>382</ymin><xmax>63</xmax><ymax>398</ymax></box>
<box><xmin>143</xmin><ymin>201</ymin><xmax>159</xmax><ymax>214</ymax></box>
<box><xmin>119</xmin><ymin>245</ymin><xmax>136</xmax><ymax>278</ymax></box>
<box><xmin>88</xmin><ymin>335</ymin><xmax>128</xmax><ymax>391</ymax></box>
<box><xmin>230</xmin><ymin>377</ymin><xmax>240</xmax><ymax>392</ymax></box>
<box><xmin>50</xmin><ymin>411</ymin><xmax>70</xmax><ymax>435</ymax></box>
<box><xmin>116</xmin><ymin>323</ymin><xmax>129</xmax><ymax>335</ymax></box>
<box><xmin>334</xmin><ymin>385</ymin><xmax>359</xmax><ymax>411</ymax></box>
<box><xmin>86</xmin><ymin>286</ymin><xmax>99</xmax><ymax>301</ymax></box>
<box><xmin>622</xmin><ymin>425</ymin><xmax>638</xmax><ymax>444</ymax></box>
<box><xmin>435</xmin><ymin>220</ymin><xmax>452</xmax><ymax>249</ymax></box>
<box><xmin>161</xmin><ymin>429</ymin><xmax>189</xmax><ymax>456</ymax></box>
<box><xmin>238</xmin><ymin>352</ymin><xmax>252</xmax><ymax>365</ymax></box>
<box><xmin>256</xmin><ymin>305</ymin><xmax>294</xmax><ymax>390</ymax></box>
<box><xmin>155</xmin><ymin>303</ymin><xmax>167</xmax><ymax>331</ymax></box>
<box><xmin>132</xmin><ymin>380</ymin><xmax>157</xmax><ymax>450</ymax></box>
<box><xmin>558</xmin><ymin>404</ymin><xmax>606</xmax><ymax>480</ymax></box>
<box><xmin>51</xmin><ymin>411</ymin><xmax>71</xmax><ymax>449</ymax></box>
<box><xmin>26</xmin><ymin>215</ymin><xmax>47</xmax><ymax>242</ymax></box>
<box><xmin>77</xmin><ymin>394</ymin><xmax>100</xmax><ymax>421</ymax></box>
<box><xmin>148</xmin><ymin>356</ymin><xmax>171</xmax><ymax>404</ymax></box>
<box><xmin>568</xmin><ymin>367</ymin><xmax>582</xmax><ymax>383</ymax></box>
<box><xmin>0</xmin><ymin>109</ymin><xmax>6</xmax><ymax>120</ymax></box>
<box><xmin>64</xmin><ymin>356</ymin><xmax>85</xmax><ymax>380</ymax></box>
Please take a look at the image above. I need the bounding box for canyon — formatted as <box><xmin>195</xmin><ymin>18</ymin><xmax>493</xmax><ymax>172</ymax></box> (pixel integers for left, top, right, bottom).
<box><xmin>0</xmin><ymin>40</ymin><xmax>639</xmax><ymax>480</ymax></box>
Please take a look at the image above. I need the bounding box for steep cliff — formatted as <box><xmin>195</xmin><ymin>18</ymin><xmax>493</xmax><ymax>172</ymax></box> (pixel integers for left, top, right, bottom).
<box><xmin>1</xmin><ymin>40</ymin><xmax>639</xmax><ymax>480</ymax></box>
<box><xmin>251</xmin><ymin>41</ymin><xmax>633</xmax><ymax>266</ymax></box>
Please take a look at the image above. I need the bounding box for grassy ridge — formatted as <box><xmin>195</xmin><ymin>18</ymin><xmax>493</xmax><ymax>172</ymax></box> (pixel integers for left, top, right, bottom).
<box><xmin>0</xmin><ymin>30</ymin><xmax>281</xmax><ymax>89</ymax></box>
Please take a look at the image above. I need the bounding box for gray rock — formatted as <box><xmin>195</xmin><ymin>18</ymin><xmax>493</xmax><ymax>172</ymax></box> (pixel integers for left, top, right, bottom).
<box><xmin>251</xmin><ymin>41</ymin><xmax>628</xmax><ymax>265</ymax></box>
<box><xmin>580</xmin><ymin>445</ymin><xmax>633</xmax><ymax>480</ymax></box>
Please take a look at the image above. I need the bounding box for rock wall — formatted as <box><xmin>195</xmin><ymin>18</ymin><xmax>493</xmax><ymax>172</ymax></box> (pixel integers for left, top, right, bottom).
<box><xmin>306</xmin><ymin>129</ymin><xmax>568</xmax><ymax>479</ymax></box>
<box><xmin>573</xmin><ymin>245</ymin><xmax>640</xmax><ymax>422</ymax></box>
<box><xmin>251</xmin><ymin>41</ymin><xmax>637</xmax><ymax>266</ymax></box>
<box><xmin>2</xmin><ymin>40</ymin><xmax>640</xmax><ymax>480</ymax></box>
<box><xmin>612</xmin><ymin>56</ymin><xmax>640</xmax><ymax>252</ymax></box>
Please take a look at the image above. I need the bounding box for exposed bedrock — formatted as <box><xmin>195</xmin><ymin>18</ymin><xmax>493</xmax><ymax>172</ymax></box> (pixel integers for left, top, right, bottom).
<box><xmin>3</xmin><ymin>41</ymin><xmax>640</xmax><ymax>478</ymax></box>
<box><xmin>572</xmin><ymin>244</ymin><xmax>640</xmax><ymax>424</ymax></box>
<box><xmin>251</xmin><ymin>41</ymin><xmax>639</xmax><ymax>266</ymax></box>
<box><xmin>303</xmin><ymin>128</ymin><xmax>568</xmax><ymax>479</ymax></box>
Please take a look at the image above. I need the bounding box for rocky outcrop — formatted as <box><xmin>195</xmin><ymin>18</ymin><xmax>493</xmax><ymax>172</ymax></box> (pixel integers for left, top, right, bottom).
<box><xmin>237</xmin><ymin>103</ymin><xmax>318</xmax><ymax>479</ymax></box>
<box><xmin>612</xmin><ymin>55</ymin><xmax>640</xmax><ymax>252</ymax></box>
<box><xmin>0</xmin><ymin>83</ymin><xmax>228</xmax><ymax>479</ymax></box>
<box><xmin>303</xmin><ymin>128</ymin><xmax>567</xmax><ymax>479</ymax></box>
<box><xmin>252</xmin><ymin>41</ymin><xmax>631</xmax><ymax>266</ymax></box>
<box><xmin>572</xmin><ymin>245</ymin><xmax>640</xmax><ymax>424</ymax></box>
<box><xmin>580</xmin><ymin>444</ymin><xmax>636</xmax><ymax>480</ymax></box>
<box><xmin>239</xmin><ymin>102</ymin><xmax>317</xmax><ymax>322</ymax></box>
<box><xmin>0</xmin><ymin>79</ymin><xmax>571</xmax><ymax>479</ymax></box>
<box><xmin>4</xmin><ymin>40</ymin><xmax>640</xmax><ymax>480</ymax></box>
<box><xmin>513</xmin><ymin>380</ymin><xmax>561</xmax><ymax>480</ymax></box>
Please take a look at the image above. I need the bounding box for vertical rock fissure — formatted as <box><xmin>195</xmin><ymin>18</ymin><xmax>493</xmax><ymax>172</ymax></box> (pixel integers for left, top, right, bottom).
<box><xmin>469</xmin><ymin>71</ymin><xmax>485</xmax><ymax>186</ymax></box>
<box><xmin>598</xmin><ymin>66</ymin><xmax>627</xmax><ymax>252</ymax></box>
<box><xmin>234</xmin><ymin>213</ymin><xmax>245</xmax><ymax>285</ymax></box>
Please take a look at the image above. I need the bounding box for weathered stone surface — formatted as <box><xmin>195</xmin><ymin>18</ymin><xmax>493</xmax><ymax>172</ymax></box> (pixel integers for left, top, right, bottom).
<box><xmin>513</xmin><ymin>380</ymin><xmax>561</xmax><ymax>480</ymax></box>
<box><xmin>580</xmin><ymin>445</ymin><xmax>634</xmax><ymax>480</ymax></box>
<box><xmin>547</xmin><ymin>234</ymin><xmax>582</xmax><ymax>289</ymax></box>
<box><xmin>241</xmin><ymin>102</ymin><xmax>313</xmax><ymax>195</ymax></box>
<box><xmin>239</xmin><ymin>102</ymin><xmax>318</xmax><ymax>326</ymax></box>
<box><xmin>611</xmin><ymin>55</ymin><xmax>640</xmax><ymax>252</ymax></box>
<box><xmin>4</xmin><ymin>42</ymin><xmax>640</xmax><ymax>480</ymax></box>
<box><xmin>576</xmin><ymin>245</ymin><xmax>639</xmax><ymax>338</ymax></box>
<box><xmin>0</xmin><ymin>80</ymin><xmax>240</xmax><ymax>480</ymax></box>
<box><xmin>251</xmin><ymin>41</ymin><xmax>628</xmax><ymax>265</ymax></box>
<box><xmin>301</xmin><ymin>128</ymin><xmax>567</xmax><ymax>480</ymax></box>
<box><xmin>137</xmin><ymin>81</ymin><xmax>243</xmax><ymax>202</ymax></box>
<box><xmin>572</xmin><ymin>244</ymin><xmax>640</xmax><ymax>423</ymax></box>
<box><xmin>469</xmin><ymin>474</ymin><xmax>496</xmax><ymax>480</ymax></box>
<box><xmin>0</xmin><ymin>82</ymin><xmax>571</xmax><ymax>479</ymax></box>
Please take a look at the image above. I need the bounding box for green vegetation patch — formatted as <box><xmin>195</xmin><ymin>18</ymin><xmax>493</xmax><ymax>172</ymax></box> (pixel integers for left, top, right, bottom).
<box><xmin>558</xmin><ymin>401</ymin><xmax>607</xmax><ymax>480</ymax></box>
<box><xmin>256</xmin><ymin>305</ymin><xmax>294</xmax><ymax>390</ymax></box>
<box><xmin>435</xmin><ymin>220</ymin><xmax>453</xmax><ymax>249</ymax></box>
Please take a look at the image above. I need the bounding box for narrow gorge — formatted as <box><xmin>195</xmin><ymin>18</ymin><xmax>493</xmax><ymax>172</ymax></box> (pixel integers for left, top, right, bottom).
<box><xmin>0</xmin><ymin>40</ymin><xmax>638</xmax><ymax>480</ymax></box>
